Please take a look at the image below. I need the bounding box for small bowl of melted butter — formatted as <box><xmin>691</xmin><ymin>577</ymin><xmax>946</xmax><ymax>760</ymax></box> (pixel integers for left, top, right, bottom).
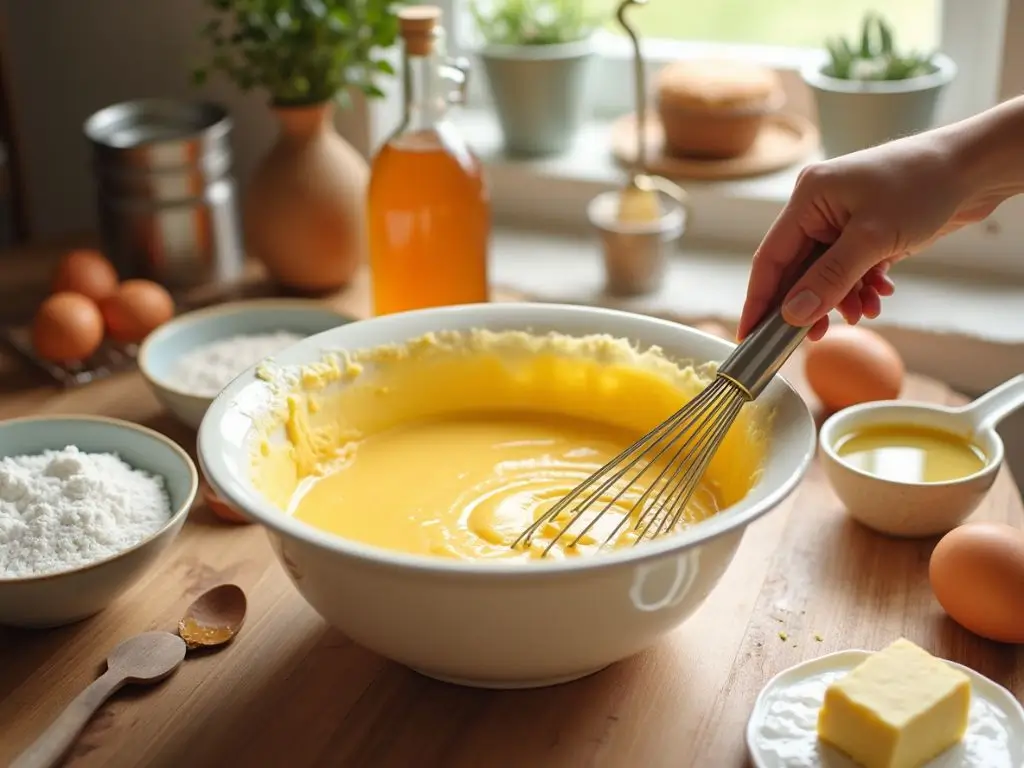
<box><xmin>820</xmin><ymin>374</ymin><xmax>1024</xmax><ymax>538</ymax></box>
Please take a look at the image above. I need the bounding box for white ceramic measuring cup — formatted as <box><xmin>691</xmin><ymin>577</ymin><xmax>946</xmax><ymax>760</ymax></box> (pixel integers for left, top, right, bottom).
<box><xmin>819</xmin><ymin>374</ymin><xmax>1024</xmax><ymax>538</ymax></box>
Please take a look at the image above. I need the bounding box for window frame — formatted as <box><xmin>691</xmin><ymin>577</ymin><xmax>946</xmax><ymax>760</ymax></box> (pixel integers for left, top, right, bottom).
<box><xmin>368</xmin><ymin>0</ymin><xmax>1024</xmax><ymax>279</ymax></box>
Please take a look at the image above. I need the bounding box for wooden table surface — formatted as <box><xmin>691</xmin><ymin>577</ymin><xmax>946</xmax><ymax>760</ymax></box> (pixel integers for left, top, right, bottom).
<box><xmin>0</xmin><ymin>266</ymin><xmax>1022</xmax><ymax>768</ymax></box>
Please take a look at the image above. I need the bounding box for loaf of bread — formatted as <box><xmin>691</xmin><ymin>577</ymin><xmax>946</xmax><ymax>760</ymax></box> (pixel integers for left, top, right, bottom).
<box><xmin>655</xmin><ymin>59</ymin><xmax>783</xmax><ymax>159</ymax></box>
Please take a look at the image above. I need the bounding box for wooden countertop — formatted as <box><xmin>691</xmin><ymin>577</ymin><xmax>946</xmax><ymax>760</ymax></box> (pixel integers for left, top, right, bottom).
<box><xmin>0</xmin><ymin>266</ymin><xmax>1022</xmax><ymax>768</ymax></box>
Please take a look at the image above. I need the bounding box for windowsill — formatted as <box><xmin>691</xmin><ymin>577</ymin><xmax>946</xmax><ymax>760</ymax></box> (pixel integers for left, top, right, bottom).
<box><xmin>454</xmin><ymin>106</ymin><xmax>809</xmax><ymax>207</ymax></box>
<box><xmin>451</xmin><ymin>106</ymin><xmax>1024</xmax><ymax>281</ymax></box>
<box><xmin>488</xmin><ymin>226</ymin><xmax>1024</xmax><ymax>396</ymax></box>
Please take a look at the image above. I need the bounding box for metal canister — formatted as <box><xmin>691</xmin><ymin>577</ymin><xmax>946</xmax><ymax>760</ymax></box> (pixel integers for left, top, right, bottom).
<box><xmin>84</xmin><ymin>99</ymin><xmax>244</xmax><ymax>290</ymax></box>
<box><xmin>587</xmin><ymin>189</ymin><xmax>687</xmax><ymax>297</ymax></box>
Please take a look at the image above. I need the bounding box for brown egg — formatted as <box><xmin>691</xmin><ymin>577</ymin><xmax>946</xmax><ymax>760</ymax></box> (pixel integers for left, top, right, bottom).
<box><xmin>929</xmin><ymin>521</ymin><xmax>1024</xmax><ymax>644</ymax></box>
<box><xmin>100</xmin><ymin>279</ymin><xmax>175</xmax><ymax>344</ymax></box>
<box><xmin>202</xmin><ymin>481</ymin><xmax>250</xmax><ymax>525</ymax></box>
<box><xmin>52</xmin><ymin>249</ymin><xmax>119</xmax><ymax>302</ymax></box>
<box><xmin>31</xmin><ymin>292</ymin><xmax>105</xmax><ymax>363</ymax></box>
<box><xmin>804</xmin><ymin>325</ymin><xmax>904</xmax><ymax>412</ymax></box>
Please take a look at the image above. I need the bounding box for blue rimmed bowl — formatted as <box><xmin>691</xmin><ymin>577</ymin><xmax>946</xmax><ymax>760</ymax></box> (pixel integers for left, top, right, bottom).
<box><xmin>0</xmin><ymin>415</ymin><xmax>198</xmax><ymax>628</ymax></box>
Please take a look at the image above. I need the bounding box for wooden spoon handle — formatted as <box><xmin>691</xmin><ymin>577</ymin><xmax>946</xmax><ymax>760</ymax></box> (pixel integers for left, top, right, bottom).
<box><xmin>10</xmin><ymin>670</ymin><xmax>128</xmax><ymax>768</ymax></box>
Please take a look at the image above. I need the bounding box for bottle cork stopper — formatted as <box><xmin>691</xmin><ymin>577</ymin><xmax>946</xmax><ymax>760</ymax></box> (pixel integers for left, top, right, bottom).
<box><xmin>399</xmin><ymin>6</ymin><xmax>441</xmax><ymax>56</ymax></box>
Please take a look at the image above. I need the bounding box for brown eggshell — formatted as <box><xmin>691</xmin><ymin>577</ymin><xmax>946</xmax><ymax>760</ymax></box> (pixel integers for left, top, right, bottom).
<box><xmin>31</xmin><ymin>292</ymin><xmax>105</xmax><ymax>363</ymax></box>
<box><xmin>804</xmin><ymin>325</ymin><xmax>904</xmax><ymax>412</ymax></box>
<box><xmin>52</xmin><ymin>249</ymin><xmax>119</xmax><ymax>302</ymax></box>
<box><xmin>929</xmin><ymin>521</ymin><xmax>1024</xmax><ymax>644</ymax></box>
<box><xmin>100</xmin><ymin>279</ymin><xmax>175</xmax><ymax>344</ymax></box>
<box><xmin>202</xmin><ymin>481</ymin><xmax>251</xmax><ymax>525</ymax></box>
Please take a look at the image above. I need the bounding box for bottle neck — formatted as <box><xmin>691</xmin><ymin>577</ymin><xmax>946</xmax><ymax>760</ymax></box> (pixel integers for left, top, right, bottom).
<box><xmin>402</xmin><ymin>49</ymin><xmax>448</xmax><ymax>132</ymax></box>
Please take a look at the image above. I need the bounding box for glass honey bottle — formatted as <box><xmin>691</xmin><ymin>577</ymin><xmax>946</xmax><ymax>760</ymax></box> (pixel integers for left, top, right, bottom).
<box><xmin>368</xmin><ymin>6</ymin><xmax>491</xmax><ymax>316</ymax></box>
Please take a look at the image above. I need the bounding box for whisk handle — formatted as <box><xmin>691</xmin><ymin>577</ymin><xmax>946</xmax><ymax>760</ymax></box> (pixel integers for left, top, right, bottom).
<box><xmin>718</xmin><ymin>240</ymin><xmax>831</xmax><ymax>399</ymax></box>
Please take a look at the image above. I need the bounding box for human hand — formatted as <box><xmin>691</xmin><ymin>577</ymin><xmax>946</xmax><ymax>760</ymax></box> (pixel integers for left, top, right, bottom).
<box><xmin>737</xmin><ymin>132</ymin><xmax>1005</xmax><ymax>341</ymax></box>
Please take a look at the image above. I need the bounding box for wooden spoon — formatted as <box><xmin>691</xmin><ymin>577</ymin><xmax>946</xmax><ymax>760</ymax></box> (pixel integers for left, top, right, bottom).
<box><xmin>177</xmin><ymin>583</ymin><xmax>247</xmax><ymax>650</ymax></box>
<box><xmin>10</xmin><ymin>631</ymin><xmax>186</xmax><ymax>768</ymax></box>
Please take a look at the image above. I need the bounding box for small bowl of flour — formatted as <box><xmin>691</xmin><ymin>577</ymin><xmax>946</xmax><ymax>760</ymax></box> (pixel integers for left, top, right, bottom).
<box><xmin>0</xmin><ymin>415</ymin><xmax>198</xmax><ymax>628</ymax></box>
<box><xmin>138</xmin><ymin>299</ymin><xmax>353</xmax><ymax>429</ymax></box>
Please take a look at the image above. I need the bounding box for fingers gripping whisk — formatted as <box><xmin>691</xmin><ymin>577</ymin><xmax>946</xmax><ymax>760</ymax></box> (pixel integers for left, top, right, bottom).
<box><xmin>512</xmin><ymin>376</ymin><xmax>749</xmax><ymax>557</ymax></box>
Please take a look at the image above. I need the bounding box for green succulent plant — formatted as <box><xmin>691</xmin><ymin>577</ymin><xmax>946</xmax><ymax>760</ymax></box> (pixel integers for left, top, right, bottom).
<box><xmin>192</xmin><ymin>0</ymin><xmax>403</xmax><ymax>107</ymax></box>
<box><xmin>823</xmin><ymin>12</ymin><xmax>937</xmax><ymax>81</ymax></box>
<box><xmin>470</xmin><ymin>0</ymin><xmax>598</xmax><ymax>46</ymax></box>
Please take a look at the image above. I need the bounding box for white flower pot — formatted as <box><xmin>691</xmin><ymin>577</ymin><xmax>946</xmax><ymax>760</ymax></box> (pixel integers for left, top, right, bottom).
<box><xmin>479</xmin><ymin>37</ymin><xmax>596</xmax><ymax>157</ymax></box>
<box><xmin>802</xmin><ymin>53</ymin><xmax>957</xmax><ymax>159</ymax></box>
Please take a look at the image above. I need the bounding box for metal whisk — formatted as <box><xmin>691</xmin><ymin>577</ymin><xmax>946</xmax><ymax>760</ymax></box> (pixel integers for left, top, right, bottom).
<box><xmin>513</xmin><ymin>242</ymin><xmax>830</xmax><ymax>557</ymax></box>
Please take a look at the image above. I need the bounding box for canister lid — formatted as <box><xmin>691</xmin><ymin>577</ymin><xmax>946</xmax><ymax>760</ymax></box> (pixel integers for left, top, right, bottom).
<box><xmin>398</xmin><ymin>5</ymin><xmax>442</xmax><ymax>56</ymax></box>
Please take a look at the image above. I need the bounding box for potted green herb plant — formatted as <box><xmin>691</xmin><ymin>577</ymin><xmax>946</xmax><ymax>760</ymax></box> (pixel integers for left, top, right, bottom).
<box><xmin>472</xmin><ymin>0</ymin><xmax>599</xmax><ymax>156</ymax></box>
<box><xmin>802</xmin><ymin>12</ymin><xmax>957</xmax><ymax>159</ymax></box>
<box><xmin>193</xmin><ymin>0</ymin><xmax>401</xmax><ymax>292</ymax></box>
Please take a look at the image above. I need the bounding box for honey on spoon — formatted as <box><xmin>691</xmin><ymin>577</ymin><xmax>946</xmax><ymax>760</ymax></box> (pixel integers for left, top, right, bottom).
<box><xmin>178</xmin><ymin>582</ymin><xmax>247</xmax><ymax>650</ymax></box>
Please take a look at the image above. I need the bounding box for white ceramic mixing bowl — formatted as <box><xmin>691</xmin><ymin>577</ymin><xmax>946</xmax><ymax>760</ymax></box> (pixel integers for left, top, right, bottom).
<box><xmin>198</xmin><ymin>304</ymin><xmax>816</xmax><ymax>689</ymax></box>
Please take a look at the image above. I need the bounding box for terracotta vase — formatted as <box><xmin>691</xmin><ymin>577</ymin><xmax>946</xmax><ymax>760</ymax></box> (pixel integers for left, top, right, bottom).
<box><xmin>244</xmin><ymin>102</ymin><xmax>368</xmax><ymax>292</ymax></box>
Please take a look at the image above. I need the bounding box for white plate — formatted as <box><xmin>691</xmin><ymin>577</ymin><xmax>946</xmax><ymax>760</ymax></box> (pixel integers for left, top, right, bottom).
<box><xmin>746</xmin><ymin>649</ymin><xmax>1024</xmax><ymax>768</ymax></box>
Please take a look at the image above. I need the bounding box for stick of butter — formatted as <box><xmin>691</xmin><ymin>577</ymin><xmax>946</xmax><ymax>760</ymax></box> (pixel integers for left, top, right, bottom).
<box><xmin>817</xmin><ymin>638</ymin><xmax>971</xmax><ymax>768</ymax></box>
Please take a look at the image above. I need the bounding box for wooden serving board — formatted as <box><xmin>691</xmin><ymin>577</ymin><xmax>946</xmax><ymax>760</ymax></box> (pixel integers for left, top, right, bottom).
<box><xmin>0</xmin><ymin>268</ymin><xmax>1021</xmax><ymax>768</ymax></box>
<box><xmin>611</xmin><ymin>111</ymin><xmax>820</xmax><ymax>181</ymax></box>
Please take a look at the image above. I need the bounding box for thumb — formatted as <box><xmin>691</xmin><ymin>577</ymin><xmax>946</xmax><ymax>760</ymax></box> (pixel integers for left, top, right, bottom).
<box><xmin>780</xmin><ymin>219</ymin><xmax>892</xmax><ymax>327</ymax></box>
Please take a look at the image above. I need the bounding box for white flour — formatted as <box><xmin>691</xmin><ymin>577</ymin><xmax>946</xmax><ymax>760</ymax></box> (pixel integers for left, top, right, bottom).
<box><xmin>0</xmin><ymin>446</ymin><xmax>172</xmax><ymax>578</ymax></box>
<box><xmin>166</xmin><ymin>331</ymin><xmax>304</xmax><ymax>397</ymax></box>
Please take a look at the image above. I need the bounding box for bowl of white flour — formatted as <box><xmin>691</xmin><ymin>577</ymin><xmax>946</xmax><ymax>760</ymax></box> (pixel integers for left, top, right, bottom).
<box><xmin>0</xmin><ymin>415</ymin><xmax>198</xmax><ymax>628</ymax></box>
<box><xmin>138</xmin><ymin>299</ymin><xmax>353</xmax><ymax>429</ymax></box>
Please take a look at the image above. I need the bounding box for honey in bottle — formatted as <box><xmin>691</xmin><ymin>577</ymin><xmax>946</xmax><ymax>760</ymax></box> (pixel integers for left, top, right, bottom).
<box><xmin>368</xmin><ymin>6</ymin><xmax>490</xmax><ymax>316</ymax></box>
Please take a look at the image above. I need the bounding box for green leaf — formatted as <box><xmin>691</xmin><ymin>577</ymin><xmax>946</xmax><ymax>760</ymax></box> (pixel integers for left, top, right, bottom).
<box><xmin>192</xmin><ymin>0</ymin><xmax>403</xmax><ymax>101</ymax></box>
<box><xmin>825</xmin><ymin>10</ymin><xmax>934</xmax><ymax>81</ymax></box>
<box><xmin>859</xmin><ymin>13</ymin><xmax>873</xmax><ymax>58</ymax></box>
<box><xmin>878</xmin><ymin>17</ymin><xmax>894</xmax><ymax>56</ymax></box>
<box><xmin>472</xmin><ymin>0</ymin><xmax>596</xmax><ymax>45</ymax></box>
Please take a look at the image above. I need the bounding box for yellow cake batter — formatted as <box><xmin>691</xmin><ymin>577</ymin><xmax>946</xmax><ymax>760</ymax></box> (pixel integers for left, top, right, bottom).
<box><xmin>250</xmin><ymin>330</ymin><xmax>768</xmax><ymax>561</ymax></box>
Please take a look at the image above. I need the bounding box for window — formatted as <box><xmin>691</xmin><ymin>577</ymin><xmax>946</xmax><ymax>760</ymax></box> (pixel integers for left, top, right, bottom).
<box><xmin>369</xmin><ymin>0</ymin><xmax>1024</xmax><ymax>278</ymax></box>
<box><xmin>593</xmin><ymin>0</ymin><xmax>940</xmax><ymax>50</ymax></box>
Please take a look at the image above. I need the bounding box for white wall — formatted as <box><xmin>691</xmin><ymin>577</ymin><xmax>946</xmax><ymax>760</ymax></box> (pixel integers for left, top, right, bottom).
<box><xmin>2</xmin><ymin>0</ymin><xmax>370</xmax><ymax>242</ymax></box>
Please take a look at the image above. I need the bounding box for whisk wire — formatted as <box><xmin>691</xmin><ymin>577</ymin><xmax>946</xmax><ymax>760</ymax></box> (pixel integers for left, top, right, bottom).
<box><xmin>512</xmin><ymin>396</ymin><xmax>690</xmax><ymax>551</ymax></box>
<box><xmin>644</xmin><ymin>395</ymin><xmax>744</xmax><ymax>541</ymax></box>
<box><xmin>564</xmin><ymin>380</ymin><xmax>728</xmax><ymax>550</ymax></box>
<box><xmin>514</xmin><ymin>376</ymin><xmax>752</xmax><ymax>557</ymax></box>
<box><xmin>626</xmin><ymin>379</ymin><xmax>736</xmax><ymax>539</ymax></box>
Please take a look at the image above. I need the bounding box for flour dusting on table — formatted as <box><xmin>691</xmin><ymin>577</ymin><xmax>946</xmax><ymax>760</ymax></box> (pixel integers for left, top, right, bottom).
<box><xmin>166</xmin><ymin>331</ymin><xmax>304</xmax><ymax>397</ymax></box>
<box><xmin>0</xmin><ymin>446</ymin><xmax>172</xmax><ymax>578</ymax></box>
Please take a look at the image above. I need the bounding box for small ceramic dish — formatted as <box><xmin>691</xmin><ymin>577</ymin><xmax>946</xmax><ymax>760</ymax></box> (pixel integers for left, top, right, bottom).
<box><xmin>746</xmin><ymin>649</ymin><xmax>1024</xmax><ymax>768</ymax></box>
<box><xmin>138</xmin><ymin>299</ymin><xmax>353</xmax><ymax>430</ymax></box>
<box><xmin>819</xmin><ymin>374</ymin><xmax>1024</xmax><ymax>538</ymax></box>
<box><xmin>0</xmin><ymin>415</ymin><xmax>198</xmax><ymax>628</ymax></box>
